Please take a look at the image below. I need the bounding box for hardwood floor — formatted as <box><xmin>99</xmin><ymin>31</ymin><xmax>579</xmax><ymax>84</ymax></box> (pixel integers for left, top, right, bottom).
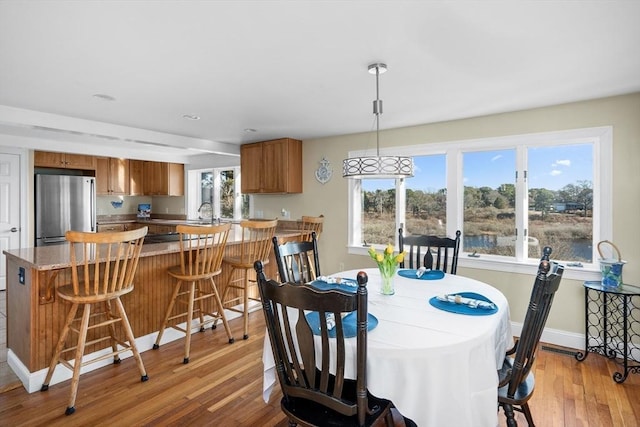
<box><xmin>0</xmin><ymin>298</ymin><xmax>639</xmax><ymax>426</ymax></box>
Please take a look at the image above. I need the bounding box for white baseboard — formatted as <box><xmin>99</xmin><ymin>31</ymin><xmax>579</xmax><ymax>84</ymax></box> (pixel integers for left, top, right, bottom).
<box><xmin>8</xmin><ymin>302</ymin><xmax>262</xmax><ymax>393</ymax></box>
<box><xmin>510</xmin><ymin>321</ymin><xmax>585</xmax><ymax>350</ymax></box>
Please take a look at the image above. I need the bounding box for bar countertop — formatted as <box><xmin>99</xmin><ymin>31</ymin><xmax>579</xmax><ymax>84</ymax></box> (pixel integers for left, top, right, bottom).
<box><xmin>3</xmin><ymin>224</ymin><xmax>301</xmax><ymax>271</ymax></box>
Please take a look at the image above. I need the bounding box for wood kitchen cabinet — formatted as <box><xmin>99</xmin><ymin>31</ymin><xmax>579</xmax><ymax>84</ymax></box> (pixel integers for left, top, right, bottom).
<box><xmin>34</xmin><ymin>151</ymin><xmax>96</xmax><ymax>170</ymax></box>
<box><xmin>129</xmin><ymin>159</ymin><xmax>145</xmax><ymax>196</ymax></box>
<box><xmin>96</xmin><ymin>157</ymin><xmax>130</xmax><ymax>195</ymax></box>
<box><xmin>240</xmin><ymin>138</ymin><xmax>302</xmax><ymax>194</ymax></box>
<box><xmin>143</xmin><ymin>161</ymin><xmax>184</xmax><ymax>196</ymax></box>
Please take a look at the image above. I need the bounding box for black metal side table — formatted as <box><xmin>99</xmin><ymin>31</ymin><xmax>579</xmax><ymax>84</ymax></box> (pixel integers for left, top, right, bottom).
<box><xmin>575</xmin><ymin>281</ymin><xmax>640</xmax><ymax>383</ymax></box>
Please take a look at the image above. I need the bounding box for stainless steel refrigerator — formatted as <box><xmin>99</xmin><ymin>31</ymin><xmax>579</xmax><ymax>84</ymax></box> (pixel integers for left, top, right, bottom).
<box><xmin>35</xmin><ymin>174</ymin><xmax>96</xmax><ymax>246</ymax></box>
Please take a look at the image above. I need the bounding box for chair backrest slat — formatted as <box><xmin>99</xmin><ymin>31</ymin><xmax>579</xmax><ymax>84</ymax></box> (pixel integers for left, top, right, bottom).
<box><xmin>273</xmin><ymin>232</ymin><xmax>321</xmax><ymax>283</ymax></box>
<box><xmin>300</xmin><ymin>215</ymin><xmax>324</xmax><ymax>241</ymax></box>
<box><xmin>65</xmin><ymin>227</ymin><xmax>148</xmax><ymax>297</ymax></box>
<box><xmin>399</xmin><ymin>228</ymin><xmax>461</xmax><ymax>274</ymax></box>
<box><xmin>255</xmin><ymin>261</ymin><xmax>369</xmax><ymax>420</ymax></box>
<box><xmin>239</xmin><ymin>220</ymin><xmax>278</xmax><ymax>264</ymax></box>
<box><xmin>176</xmin><ymin>223</ymin><xmax>230</xmax><ymax>277</ymax></box>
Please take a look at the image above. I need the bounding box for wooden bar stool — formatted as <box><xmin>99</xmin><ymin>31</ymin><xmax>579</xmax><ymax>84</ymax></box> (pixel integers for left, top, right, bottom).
<box><xmin>221</xmin><ymin>219</ymin><xmax>277</xmax><ymax>339</ymax></box>
<box><xmin>300</xmin><ymin>214</ymin><xmax>324</xmax><ymax>241</ymax></box>
<box><xmin>41</xmin><ymin>227</ymin><xmax>149</xmax><ymax>416</ymax></box>
<box><xmin>153</xmin><ymin>223</ymin><xmax>234</xmax><ymax>364</ymax></box>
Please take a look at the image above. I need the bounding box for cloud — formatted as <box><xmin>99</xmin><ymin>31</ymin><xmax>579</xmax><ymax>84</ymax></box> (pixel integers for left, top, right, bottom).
<box><xmin>553</xmin><ymin>159</ymin><xmax>571</xmax><ymax>167</ymax></box>
<box><xmin>550</xmin><ymin>170</ymin><xmax>563</xmax><ymax>176</ymax></box>
<box><xmin>491</xmin><ymin>155</ymin><xmax>502</xmax><ymax>162</ymax></box>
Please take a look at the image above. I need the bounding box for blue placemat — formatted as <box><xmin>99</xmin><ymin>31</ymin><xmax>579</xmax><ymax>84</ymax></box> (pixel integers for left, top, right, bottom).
<box><xmin>428</xmin><ymin>292</ymin><xmax>498</xmax><ymax>316</ymax></box>
<box><xmin>398</xmin><ymin>269</ymin><xmax>445</xmax><ymax>280</ymax></box>
<box><xmin>305</xmin><ymin>311</ymin><xmax>378</xmax><ymax>338</ymax></box>
<box><xmin>308</xmin><ymin>278</ymin><xmax>359</xmax><ymax>293</ymax></box>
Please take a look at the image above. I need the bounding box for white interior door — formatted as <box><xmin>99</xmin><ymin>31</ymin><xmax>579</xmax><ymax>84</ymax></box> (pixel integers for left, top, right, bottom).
<box><xmin>0</xmin><ymin>153</ymin><xmax>21</xmax><ymax>291</ymax></box>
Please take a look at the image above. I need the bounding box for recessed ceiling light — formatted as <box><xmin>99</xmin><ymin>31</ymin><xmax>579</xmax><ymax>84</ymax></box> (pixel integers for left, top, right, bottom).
<box><xmin>244</xmin><ymin>128</ymin><xmax>257</xmax><ymax>133</ymax></box>
<box><xmin>182</xmin><ymin>114</ymin><xmax>201</xmax><ymax>121</ymax></box>
<box><xmin>92</xmin><ymin>93</ymin><xmax>116</xmax><ymax>101</ymax></box>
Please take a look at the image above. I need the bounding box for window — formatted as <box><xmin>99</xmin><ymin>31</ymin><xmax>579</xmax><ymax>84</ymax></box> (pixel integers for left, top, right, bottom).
<box><xmin>348</xmin><ymin>127</ymin><xmax>612</xmax><ymax>274</ymax></box>
<box><xmin>187</xmin><ymin>167</ymin><xmax>249</xmax><ymax>220</ymax></box>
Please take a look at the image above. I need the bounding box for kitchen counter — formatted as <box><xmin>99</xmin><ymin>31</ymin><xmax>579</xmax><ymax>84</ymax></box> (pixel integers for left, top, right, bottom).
<box><xmin>3</xmin><ymin>226</ymin><xmax>301</xmax><ymax>392</ymax></box>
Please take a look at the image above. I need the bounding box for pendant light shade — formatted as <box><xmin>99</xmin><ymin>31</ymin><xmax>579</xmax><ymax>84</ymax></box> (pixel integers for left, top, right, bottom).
<box><xmin>343</xmin><ymin>63</ymin><xmax>414</xmax><ymax>179</ymax></box>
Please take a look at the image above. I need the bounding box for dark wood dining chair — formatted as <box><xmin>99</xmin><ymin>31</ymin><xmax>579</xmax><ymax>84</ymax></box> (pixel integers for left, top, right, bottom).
<box><xmin>41</xmin><ymin>227</ymin><xmax>149</xmax><ymax>415</ymax></box>
<box><xmin>498</xmin><ymin>246</ymin><xmax>564</xmax><ymax>427</ymax></box>
<box><xmin>153</xmin><ymin>223</ymin><xmax>235</xmax><ymax>364</ymax></box>
<box><xmin>272</xmin><ymin>231</ymin><xmax>321</xmax><ymax>283</ymax></box>
<box><xmin>254</xmin><ymin>261</ymin><xmax>416</xmax><ymax>427</ymax></box>
<box><xmin>398</xmin><ymin>228</ymin><xmax>461</xmax><ymax>274</ymax></box>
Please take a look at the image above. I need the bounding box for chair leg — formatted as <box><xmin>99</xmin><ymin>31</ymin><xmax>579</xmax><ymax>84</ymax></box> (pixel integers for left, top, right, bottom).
<box><xmin>242</xmin><ymin>271</ymin><xmax>250</xmax><ymax>339</ymax></box>
<box><xmin>183</xmin><ymin>281</ymin><xmax>196</xmax><ymax>364</ymax></box>
<box><xmin>41</xmin><ymin>303</ymin><xmax>80</xmax><ymax>390</ymax></box>
<box><xmin>195</xmin><ymin>279</ymin><xmax>206</xmax><ymax>332</ymax></box>
<box><xmin>502</xmin><ymin>403</ymin><xmax>518</xmax><ymax>427</ymax></box>
<box><xmin>65</xmin><ymin>303</ymin><xmax>92</xmax><ymax>415</ymax></box>
<box><xmin>522</xmin><ymin>403</ymin><xmax>535</xmax><ymax>426</ymax></box>
<box><xmin>153</xmin><ymin>279</ymin><xmax>183</xmax><ymax>350</ymax></box>
<box><xmin>104</xmin><ymin>300</ymin><xmax>121</xmax><ymax>364</ymax></box>
<box><xmin>113</xmin><ymin>297</ymin><xmax>148</xmax><ymax>381</ymax></box>
<box><xmin>210</xmin><ymin>277</ymin><xmax>234</xmax><ymax>344</ymax></box>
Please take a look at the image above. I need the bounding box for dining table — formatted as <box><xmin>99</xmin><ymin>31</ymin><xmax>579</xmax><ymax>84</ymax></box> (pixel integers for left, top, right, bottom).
<box><xmin>262</xmin><ymin>267</ymin><xmax>513</xmax><ymax>427</ymax></box>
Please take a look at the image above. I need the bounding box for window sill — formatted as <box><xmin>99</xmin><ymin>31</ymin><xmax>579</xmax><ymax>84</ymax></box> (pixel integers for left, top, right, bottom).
<box><xmin>347</xmin><ymin>245</ymin><xmax>601</xmax><ymax>282</ymax></box>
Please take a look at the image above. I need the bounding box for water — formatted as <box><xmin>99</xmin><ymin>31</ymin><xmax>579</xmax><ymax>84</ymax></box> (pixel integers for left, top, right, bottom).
<box><xmin>464</xmin><ymin>235</ymin><xmax>593</xmax><ymax>262</ymax></box>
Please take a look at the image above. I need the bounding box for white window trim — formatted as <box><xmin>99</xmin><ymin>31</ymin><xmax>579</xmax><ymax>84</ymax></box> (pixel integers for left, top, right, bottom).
<box><xmin>347</xmin><ymin>126</ymin><xmax>612</xmax><ymax>281</ymax></box>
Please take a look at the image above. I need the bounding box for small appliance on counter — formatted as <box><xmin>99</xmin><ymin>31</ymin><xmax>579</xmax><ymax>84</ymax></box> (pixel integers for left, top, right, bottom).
<box><xmin>137</xmin><ymin>203</ymin><xmax>151</xmax><ymax>219</ymax></box>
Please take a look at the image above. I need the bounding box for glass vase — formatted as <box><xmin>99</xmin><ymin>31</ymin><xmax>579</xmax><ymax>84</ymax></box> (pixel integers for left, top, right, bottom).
<box><xmin>379</xmin><ymin>266</ymin><xmax>397</xmax><ymax>295</ymax></box>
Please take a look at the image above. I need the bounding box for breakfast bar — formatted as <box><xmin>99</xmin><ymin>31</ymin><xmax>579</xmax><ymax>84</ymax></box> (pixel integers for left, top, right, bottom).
<box><xmin>3</xmin><ymin>224</ymin><xmax>299</xmax><ymax>392</ymax></box>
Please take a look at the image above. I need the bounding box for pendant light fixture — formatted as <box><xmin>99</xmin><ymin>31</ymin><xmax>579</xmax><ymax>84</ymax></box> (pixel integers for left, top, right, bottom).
<box><xmin>342</xmin><ymin>63</ymin><xmax>414</xmax><ymax>179</ymax></box>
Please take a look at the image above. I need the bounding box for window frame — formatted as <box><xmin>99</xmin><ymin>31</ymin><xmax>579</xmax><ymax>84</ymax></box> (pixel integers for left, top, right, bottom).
<box><xmin>347</xmin><ymin>126</ymin><xmax>612</xmax><ymax>281</ymax></box>
<box><xmin>186</xmin><ymin>166</ymin><xmax>245</xmax><ymax>221</ymax></box>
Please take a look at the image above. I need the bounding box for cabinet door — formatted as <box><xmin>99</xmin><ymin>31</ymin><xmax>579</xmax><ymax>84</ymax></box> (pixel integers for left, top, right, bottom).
<box><xmin>97</xmin><ymin>223</ymin><xmax>126</xmax><ymax>232</ymax></box>
<box><xmin>64</xmin><ymin>154</ymin><xmax>96</xmax><ymax>170</ymax></box>
<box><xmin>109</xmin><ymin>158</ymin><xmax>130</xmax><ymax>195</ymax></box>
<box><xmin>129</xmin><ymin>160</ymin><xmax>145</xmax><ymax>196</ymax></box>
<box><xmin>143</xmin><ymin>161</ymin><xmax>164</xmax><ymax>195</ymax></box>
<box><xmin>95</xmin><ymin>157</ymin><xmax>111</xmax><ymax>195</ymax></box>
<box><xmin>167</xmin><ymin>163</ymin><xmax>184</xmax><ymax>196</ymax></box>
<box><xmin>240</xmin><ymin>143</ymin><xmax>263</xmax><ymax>193</ymax></box>
<box><xmin>262</xmin><ymin>140</ymin><xmax>288</xmax><ymax>193</ymax></box>
<box><xmin>34</xmin><ymin>151</ymin><xmax>65</xmax><ymax>168</ymax></box>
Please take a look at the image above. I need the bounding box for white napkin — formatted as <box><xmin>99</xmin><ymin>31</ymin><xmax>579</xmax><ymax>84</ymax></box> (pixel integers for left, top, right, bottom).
<box><xmin>416</xmin><ymin>267</ymin><xmax>430</xmax><ymax>278</ymax></box>
<box><xmin>324</xmin><ymin>312</ymin><xmax>348</xmax><ymax>330</ymax></box>
<box><xmin>316</xmin><ymin>276</ymin><xmax>358</xmax><ymax>287</ymax></box>
<box><xmin>436</xmin><ymin>294</ymin><xmax>496</xmax><ymax>310</ymax></box>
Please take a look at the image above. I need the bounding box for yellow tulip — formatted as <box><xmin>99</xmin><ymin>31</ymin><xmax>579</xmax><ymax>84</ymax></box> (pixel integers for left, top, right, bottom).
<box><xmin>376</xmin><ymin>253</ymin><xmax>384</xmax><ymax>263</ymax></box>
<box><xmin>395</xmin><ymin>252</ymin><xmax>405</xmax><ymax>263</ymax></box>
<box><xmin>385</xmin><ymin>244</ymin><xmax>394</xmax><ymax>255</ymax></box>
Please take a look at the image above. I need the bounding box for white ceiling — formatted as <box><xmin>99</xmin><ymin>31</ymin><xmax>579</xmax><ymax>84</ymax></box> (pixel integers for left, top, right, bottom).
<box><xmin>1</xmin><ymin>1</ymin><xmax>639</xmax><ymax>161</ymax></box>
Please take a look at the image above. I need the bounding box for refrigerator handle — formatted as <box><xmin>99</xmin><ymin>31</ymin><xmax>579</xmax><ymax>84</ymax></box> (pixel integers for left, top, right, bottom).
<box><xmin>91</xmin><ymin>179</ymin><xmax>96</xmax><ymax>232</ymax></box>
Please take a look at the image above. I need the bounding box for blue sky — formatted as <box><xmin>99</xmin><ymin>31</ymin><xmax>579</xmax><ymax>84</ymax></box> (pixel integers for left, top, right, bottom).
<box><xmin>363</xmin><ymin>144</ymin><xmax>593</xmax><ymax>192</ymax></box>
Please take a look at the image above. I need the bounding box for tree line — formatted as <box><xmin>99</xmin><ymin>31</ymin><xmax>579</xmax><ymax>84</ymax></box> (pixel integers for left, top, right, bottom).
<box><xmin>363</xmin><ymin>180</ymin><xmax>593</xmax><ymax>217</ymax></box>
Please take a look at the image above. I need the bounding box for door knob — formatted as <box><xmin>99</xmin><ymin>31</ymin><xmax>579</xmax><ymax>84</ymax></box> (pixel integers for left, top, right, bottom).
<box><xmin>10</xmin><ymin>227</ymin><xmax>18</xmax><ymax>232</ymax></box>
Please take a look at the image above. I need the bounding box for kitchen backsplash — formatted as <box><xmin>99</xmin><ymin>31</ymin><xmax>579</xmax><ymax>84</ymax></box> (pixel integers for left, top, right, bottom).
<box><xmin>97</xmin><ymin>196</ymin><xmax>185</xmax><ymax>216</ymax></box>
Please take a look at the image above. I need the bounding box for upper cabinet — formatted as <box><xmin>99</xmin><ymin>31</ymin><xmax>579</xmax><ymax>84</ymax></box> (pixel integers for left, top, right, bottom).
<box><xmin>129</xmin><ymin>160</ymin><xmax>145</xmax><ymax>196</ymax></box>
<box><xmin>34</xmin><ymin>151</ymin><xmax>96</xmax><ymax>170</ymax></box>
<box><xmin>241</xmin><ymin>138</ymin><xmax>302</xmax><ymax>194</ymax></box>
<box><xmin>143</xmin><ymin>161</ymin><xmax>184</xmax><ymax>196</ymax></box>
<box><xmin>96</xmin><ymin>157</ymin><xmax>130</xmax><ymax>195</ymax></box>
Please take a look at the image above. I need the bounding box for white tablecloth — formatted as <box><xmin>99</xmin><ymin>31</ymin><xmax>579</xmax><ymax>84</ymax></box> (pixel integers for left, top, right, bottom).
<box><xmin>262</xmin><ymin>268</ymin><xmax>513</xmax><ymax>427</ymax></box>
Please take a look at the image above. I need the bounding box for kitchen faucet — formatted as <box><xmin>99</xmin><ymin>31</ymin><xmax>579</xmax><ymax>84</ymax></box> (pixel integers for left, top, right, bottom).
<box><xmin>197</xmin><ymin>201</ymin><xmax>215</xmax><ymax>223</ymax></box>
